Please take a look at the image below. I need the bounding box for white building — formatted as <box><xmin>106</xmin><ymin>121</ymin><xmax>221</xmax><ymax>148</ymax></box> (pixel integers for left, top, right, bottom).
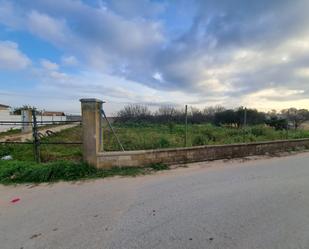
<box><xmin>0</xmin><ymin>104</ymin><xmax>67</xmax><ymax>132</ymax></box>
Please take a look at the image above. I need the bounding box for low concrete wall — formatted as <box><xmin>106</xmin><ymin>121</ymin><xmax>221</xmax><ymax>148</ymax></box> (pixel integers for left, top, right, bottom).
<box><xmin>96</xmin><ymin>138</ymin><xmax>309</xmax><ymax>168</ymax></box>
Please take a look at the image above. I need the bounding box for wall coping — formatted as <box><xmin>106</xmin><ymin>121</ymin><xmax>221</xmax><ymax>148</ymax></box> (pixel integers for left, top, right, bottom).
<box><xmin>80</xmin><ymin>98</ymin><xmax>105</xmax><ymax>103</ymax></box>
<box><xmin>97</xmin><ymin>138</ymin><xmax>309</xmax><ymax>156</ymax></box>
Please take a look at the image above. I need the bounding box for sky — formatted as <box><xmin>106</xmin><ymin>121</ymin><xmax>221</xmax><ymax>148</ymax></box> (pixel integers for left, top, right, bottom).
<box><xmin>0</xmin><ymin>0</ymin><xmax>309</xmax><ymax>115</ymax></box>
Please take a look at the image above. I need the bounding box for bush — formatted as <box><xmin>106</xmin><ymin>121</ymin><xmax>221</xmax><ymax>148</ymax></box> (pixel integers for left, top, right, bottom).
<box><xmin>157</xmin><ymin>138</ymin><xmax>170</xmax><ymax>148</ymax></box>
<box><xmin>250</xmin><ymin>126</ymin><xmax>267</xmax><ymax>137</ymax></box>
<box><xmin>0</xmin><ymin>144</ymin><xmax>13</xmax><ymax>157</ymax></box>
<box><xmin>192</xmin><ymin>136</ymin><xmax>204</xmax><ymax>146</ymax></box>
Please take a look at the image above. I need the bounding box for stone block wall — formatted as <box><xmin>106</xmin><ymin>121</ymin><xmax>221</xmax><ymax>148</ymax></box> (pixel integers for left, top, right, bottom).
<box><xmin>95</xmin><ymin>138</ymin><xmax>309</xmax><ymax>168</ymax></box>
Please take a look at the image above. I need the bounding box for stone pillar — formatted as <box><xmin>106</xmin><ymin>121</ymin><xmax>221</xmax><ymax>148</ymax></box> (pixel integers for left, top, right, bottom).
<box><xmin>80</xmin><ymin>98</ymin><xmax>103</xmax><ymax>166</ymax></box>
<box><xmin>21</xmin><ymin>108</ymin><xmax>32</xmax><ymax>133</ymax></box>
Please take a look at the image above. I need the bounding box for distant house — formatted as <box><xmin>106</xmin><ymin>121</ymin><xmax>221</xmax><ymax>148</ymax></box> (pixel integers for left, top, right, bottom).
<box><xmin>42</xmin><ymin>111</ymin><xmax>65</xmax><ymax>116</ymax></box>
<box><xmin>0</xmin><ymin>104</ymin><xmax>10</xmax><ymax>111</ymax></box>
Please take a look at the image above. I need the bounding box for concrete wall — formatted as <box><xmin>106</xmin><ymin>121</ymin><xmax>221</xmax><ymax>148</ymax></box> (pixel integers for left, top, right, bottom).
<box><xmin>96</xmin><ymin>138</ymin><xmax>309</xmax><ymax>168</ymax></box>
<box><xmin>0</xmin><ymin>110</ymin><xmax>22</xmax><ymax>132</ymax></box>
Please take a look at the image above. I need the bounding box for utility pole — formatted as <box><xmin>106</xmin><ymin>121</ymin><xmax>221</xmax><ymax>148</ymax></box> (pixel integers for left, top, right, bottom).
<box><xmin>244</xmin><ymin>107</ymin><xmax>247</xmax><ymax>128</ymax></box>
<box><xmin>185</xmin><ymin>105</ymin><xmax>188</xmax><ymax>147</ymax></box>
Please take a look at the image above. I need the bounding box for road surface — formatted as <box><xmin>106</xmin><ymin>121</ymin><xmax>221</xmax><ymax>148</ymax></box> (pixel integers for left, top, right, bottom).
<box><xmin>1</xmin><ymin>152</ymin><xmax>309</xmax><ymax>249</ymax></box>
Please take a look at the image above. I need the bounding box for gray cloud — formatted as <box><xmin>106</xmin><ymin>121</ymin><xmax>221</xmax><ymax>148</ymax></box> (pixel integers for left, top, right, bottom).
<box><xmin>1</xmin><ymin>0</ymin><xmax>309</xmax><ymax>109</ymax></box>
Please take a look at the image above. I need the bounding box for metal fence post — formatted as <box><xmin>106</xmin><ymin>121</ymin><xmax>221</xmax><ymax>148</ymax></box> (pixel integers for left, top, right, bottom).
<box><xmin>185</xmin><ymin>105</ymin><xmax>188</xmax><ymax>147</ymax></box>
<box><xmin>32</xmin><ymin>109</ymin><xmax>41</xmax><ymax>163</ymax></box>
<box><xmin>243</xmin><ymin>107</ymin><xmax>247</xmax><ymax>142</ymax></box>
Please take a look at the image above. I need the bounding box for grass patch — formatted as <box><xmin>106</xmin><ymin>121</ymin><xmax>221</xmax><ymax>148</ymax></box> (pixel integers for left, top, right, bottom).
<box><xmin>0</xmin><ymin>160</ymin><xmax>169</xmax><ymax>184</ymax></box>
<box><xmin>0</xmin><ymin>128</ymin><xmax>21</xmax><ymax>138</ymax></box>
<box><xmin>148</xmin><ymin>162</ymin><xmax>169</xmax><ymax>171</ymax></box>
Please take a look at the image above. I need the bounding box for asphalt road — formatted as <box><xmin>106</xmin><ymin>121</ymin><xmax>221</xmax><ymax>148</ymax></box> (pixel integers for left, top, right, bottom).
<box><xmin>1</xmin><ymin>152</ymin><xmax>309</xmax><ymax>249</ymax></box>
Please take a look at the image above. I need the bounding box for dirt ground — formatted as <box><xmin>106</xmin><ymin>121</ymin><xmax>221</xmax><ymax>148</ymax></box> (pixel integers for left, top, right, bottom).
<box><xmin>0</xmin><ymin>124</ymin><xmax>78</xmax><ymax>142</ymax></box>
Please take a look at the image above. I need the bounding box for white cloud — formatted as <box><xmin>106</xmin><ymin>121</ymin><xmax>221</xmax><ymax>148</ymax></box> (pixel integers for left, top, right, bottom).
<box><xmin>241</xmin><ymin>87</ymin><xmax>308</xmax><ymax>111</ymax></box>
<box><xmin>40</xmin><ymin>59</ymin><xmax>59</xmax><ymax>71</ymax></box>
<box><xmin>1</xmin><ymin>0</ymin><xmax>309</xmax><ymax>111</ymax></box>
<box><xmin>61</xmin><ymin>55</ymin><xmax>78</xmax><ymax>66</ymax></box>
<box><xmin>0</xmin><ymin>40</ymin><xmax>31</xmax><ymax>70</ymax></box>
<box><xmin>152</xmin><ymin>72</ymin><xmax>163</xmax><ymax>82</ymax></box>
<box><xmin>27</xmin><ymin>11</ymin><xmax>70</xmax><ymax>45</ymax></box>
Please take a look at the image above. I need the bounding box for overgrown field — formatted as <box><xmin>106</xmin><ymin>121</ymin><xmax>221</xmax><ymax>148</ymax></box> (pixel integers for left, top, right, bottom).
<box><xmin>1</xmin><ymin>123</ymin><xmax>309</xmax><ymax>163</ymax></box>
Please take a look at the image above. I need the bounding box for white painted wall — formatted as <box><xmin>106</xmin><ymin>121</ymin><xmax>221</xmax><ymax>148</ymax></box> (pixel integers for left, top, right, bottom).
<box><xmin>0</xmin><ymin>110</ymin><xmax>21</xmax><ymax>132</ymax></box>
<box><xmin>0</xmin><ymin>110</ymin><xmax>67</xmax><ymax>132</ymax></box>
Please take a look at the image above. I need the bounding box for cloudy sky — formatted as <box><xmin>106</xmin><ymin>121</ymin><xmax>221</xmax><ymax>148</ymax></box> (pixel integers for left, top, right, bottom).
<box><xmin>0</xmin><ymin>0</ymin><xmax>308</xmax><ymax>114</ymax></box>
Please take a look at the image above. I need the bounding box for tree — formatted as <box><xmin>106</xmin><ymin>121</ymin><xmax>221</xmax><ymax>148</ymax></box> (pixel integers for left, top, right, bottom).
<box><xmin>116</xmin><ymin>104</ymin><xmax>151</xmax><ymax>123</ymax></box>
<box><xmin>214</xmin><ymin>110</ymin><xmax>238</xmax><ymax>126</ymax></box>
<box><xmin>265</xmin><ymin>117</ymin><xmax>288</xmax><ymax>130</ymax></box>
<box><xmin>281</xmin><ymin>108</ymin><xmax>309</xmax><ymax>129</ymax></box>
<box><xmin>235</xmin><ymin>107</ymin><xmax>265</xmax><ymax>127</ymax></box>
<box><xmin>190</xmin><ymin>107</ymin><xmax>205</xmax><ymax>124</ymax></box>
<box><xmin>202</xmin><ymin>106</ymin><xmax>225</xmax><ymax>124</ymax></box>
<box><xmin>155</xmin><ymin>106</ymin><xmax>180</xmax><ymax>123</ymax></box>
<box><xmin>12</xmin><ymin>105</ymin><xmax>33</xmax><ymax>115</ymax></box>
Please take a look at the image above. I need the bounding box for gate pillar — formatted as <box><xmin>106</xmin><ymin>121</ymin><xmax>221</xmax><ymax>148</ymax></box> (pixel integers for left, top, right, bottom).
<box><xmin>80</xmin><ymin>98</ymin><xmax>103</xmax><ymax>166</ymax></box>
<box><xmin>21</xmin><ymin>108</ymin><xmax>32</xmax><ymax>133</ymax></box>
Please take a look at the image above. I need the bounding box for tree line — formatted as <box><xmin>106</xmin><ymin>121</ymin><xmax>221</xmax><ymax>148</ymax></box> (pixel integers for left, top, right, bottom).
<box><xmin>115</xmin><ymin>104</ymin><xmax>309</xmax><ymax>130</ymax></box>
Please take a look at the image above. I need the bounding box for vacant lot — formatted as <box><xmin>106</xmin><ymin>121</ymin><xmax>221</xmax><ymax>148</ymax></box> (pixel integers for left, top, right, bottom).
<box><xmin>1</xmin><ymin>123</ymin><xmax>309</xmax><ymax>163</ymax></box>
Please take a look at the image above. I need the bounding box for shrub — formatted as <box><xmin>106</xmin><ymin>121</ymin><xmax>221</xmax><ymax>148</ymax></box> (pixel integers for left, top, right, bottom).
<box><xmin>158</xmin><ymin>138</ymin><xmax>170</xmax><ymax>148</ymax></box>
<box><xmin>193</xmin><ymin>135</ymin><xmax>207</xmax><ymax>146</ymax></box>
<box><xmin>250</xmin><ymin>126</ymin><xmax>267</xmax><ymax>137</ymax></box>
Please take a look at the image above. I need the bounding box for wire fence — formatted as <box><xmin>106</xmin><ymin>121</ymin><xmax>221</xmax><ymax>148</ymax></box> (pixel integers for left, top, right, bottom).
<box><xmin>1</xmin><ymin>102</ymin><xmax>308</xmax><ymax>163</ymax></box>
<box><xmin>0</xmin><ymin>109</ymin><xmax>83</xmax><ymax>163</ymax></box>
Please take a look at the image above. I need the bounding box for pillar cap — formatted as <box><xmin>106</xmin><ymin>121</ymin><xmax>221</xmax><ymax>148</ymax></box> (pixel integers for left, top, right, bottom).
<box><xmin>80</xmin><ymin>98</ymin><xmax>105</xmax><ymax>103</ymax></box>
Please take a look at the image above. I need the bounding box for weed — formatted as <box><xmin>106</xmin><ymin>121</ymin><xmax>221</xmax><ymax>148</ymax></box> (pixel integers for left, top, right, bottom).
<box><xmin>0</xmin><ymin>160</ymin><xmax>169</xmax><ymax>184</ymax></box>
<box><xmin>147</xmin><ymin>163</ymin><xmax>169</xmax><ymax>171</ymax></box>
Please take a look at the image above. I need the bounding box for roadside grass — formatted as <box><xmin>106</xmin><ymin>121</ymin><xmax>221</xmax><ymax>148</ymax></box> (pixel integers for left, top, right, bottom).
<box><xmin>0</xmin><ymin>160</ymin><xmax>169</xmax><ymax>184</ymax></box>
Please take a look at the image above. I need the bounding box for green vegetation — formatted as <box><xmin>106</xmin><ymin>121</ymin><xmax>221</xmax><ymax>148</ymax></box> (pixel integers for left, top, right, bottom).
<box><xmin>104</xmin><ymin>123</ymin><xmax>309</xmax><ymax>151</ymax></box>
<box><xmin>1</xmin><ymin>122</ymin><xmax>308</xmax><ymax>184</ymax></box>
<box><xmin>1</xmin><ymin>123</ymin><xmax>309</xmax><ymax>163</ymax></box>
<box><xmin>0</xmin><ymin>126</ymin><xmax>82</xmax><ymax>162</ymax></box>
<box><xmin>1</xmin><ymin>104</ymin><xmax>308</xmax><ymax>184</ymax></box>
<box><xmin>0</xmin><ymin>160</ymin><xmax>169</xmax><ymax>184</ymax></box>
